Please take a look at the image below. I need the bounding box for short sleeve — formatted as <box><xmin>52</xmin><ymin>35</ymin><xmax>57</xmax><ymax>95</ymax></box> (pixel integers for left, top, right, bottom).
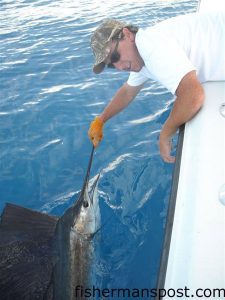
<box><xmin>127</xmin><ymin>70</ymin><xmax>148</xmax><ymax>87</ymax></box>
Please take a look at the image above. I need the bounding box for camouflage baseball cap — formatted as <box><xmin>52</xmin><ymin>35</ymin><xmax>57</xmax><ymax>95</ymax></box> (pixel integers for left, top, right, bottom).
<box><xmin>91</xmin><ymin>19</ymin><xmax>129</xmax><ymax>74</ymax></box>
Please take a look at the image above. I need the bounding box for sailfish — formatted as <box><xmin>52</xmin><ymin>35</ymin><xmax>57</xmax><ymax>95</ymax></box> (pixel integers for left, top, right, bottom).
<box><xmin>0</xmin><ymin>147</ymin><xmax>101</xmax><ymax>299</ymax></box>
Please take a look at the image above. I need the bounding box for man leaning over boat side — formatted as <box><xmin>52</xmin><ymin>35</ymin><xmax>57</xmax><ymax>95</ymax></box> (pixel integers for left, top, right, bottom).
<box><xmin>88</xmin><ymin>12</ymin><xmax>225</xmax><ymax>163</ymax></box>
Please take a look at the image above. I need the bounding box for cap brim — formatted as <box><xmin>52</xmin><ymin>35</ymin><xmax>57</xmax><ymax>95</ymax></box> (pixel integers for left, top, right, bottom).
<box><xmin>93</xmin><ymin>61</ymin><xmax>105</xmax><ymax>74</ymax></box>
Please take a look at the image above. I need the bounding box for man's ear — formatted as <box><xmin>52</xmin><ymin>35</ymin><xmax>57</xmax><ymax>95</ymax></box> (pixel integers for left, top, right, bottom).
<box><xmin>122</xmin><ymin>28</ymin><xmax>135</xmax><ymax>42</ymax></box>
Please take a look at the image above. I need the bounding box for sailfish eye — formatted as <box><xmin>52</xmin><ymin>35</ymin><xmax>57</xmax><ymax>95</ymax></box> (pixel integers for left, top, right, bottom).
<box><xmin>83</xmin><ymin>201</ymin><xmax>89</xmax><ymax>208</ymax></box>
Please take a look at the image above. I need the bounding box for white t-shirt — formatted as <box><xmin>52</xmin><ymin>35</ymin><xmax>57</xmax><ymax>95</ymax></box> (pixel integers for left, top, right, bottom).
<box><xmin>127</xmin><ymin>12</ymin><xmax>225</xmax><ymax>95</ymax></box>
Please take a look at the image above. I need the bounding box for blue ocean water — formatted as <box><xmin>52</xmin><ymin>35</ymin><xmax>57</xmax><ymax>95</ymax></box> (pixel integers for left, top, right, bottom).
<box><xmin>0</xmin><ymin>0</ymin><xmax>197</xmax><ymax>298</ymax></box>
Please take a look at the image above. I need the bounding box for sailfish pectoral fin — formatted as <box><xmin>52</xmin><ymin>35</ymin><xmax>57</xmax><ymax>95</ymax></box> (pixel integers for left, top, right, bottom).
<box><xmin>89</xmin><ymin>214</ymin><xmax>114</xmax><ymax>240</ymax></box>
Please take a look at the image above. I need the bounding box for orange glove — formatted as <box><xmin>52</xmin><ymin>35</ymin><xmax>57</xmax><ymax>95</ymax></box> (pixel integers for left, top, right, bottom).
<box><xmin>88</xmin><ymin>116</ymin><xmax>104</xmax><ymax>148</ymax></box>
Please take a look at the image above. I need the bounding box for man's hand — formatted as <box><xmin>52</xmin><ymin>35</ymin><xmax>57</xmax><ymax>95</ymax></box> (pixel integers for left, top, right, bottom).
<box><xmin>159</xmin><ymin>131</ymin><xmax>175</xmax><ymax>163</ymax></box>
<box><xmin>88</xmin><ymin>116</ymin><xmax>104</xmax><ymax>148</ymax></box>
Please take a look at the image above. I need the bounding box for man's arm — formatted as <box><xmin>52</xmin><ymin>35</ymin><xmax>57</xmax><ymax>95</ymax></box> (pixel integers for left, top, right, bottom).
<box><xmin>99</xmin><ymin>82</ymin><xmax>143</xmax><ymax>122</ymax></box>
<box><xmin>88</xmin><ymin>82</ymin><xmax>143</xmax><ymax>147</ymax></box>
<box><xmin>159</xmin><ymin>70</ymin><xmax>205</xmax><ymax>163</ymax></box>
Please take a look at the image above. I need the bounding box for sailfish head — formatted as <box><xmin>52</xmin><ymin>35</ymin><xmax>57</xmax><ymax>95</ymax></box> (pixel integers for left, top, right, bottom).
<box><xmin>73</xmin><ymin>173</ymin><xmax>101</xmax><ymax>237</ymax></box>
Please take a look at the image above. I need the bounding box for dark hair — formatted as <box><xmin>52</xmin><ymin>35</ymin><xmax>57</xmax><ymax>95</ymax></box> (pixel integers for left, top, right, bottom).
<box><xmin>125</xmin><ymin>25</ymin><xmax>139</xmax><ymax>34</ymax></box>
